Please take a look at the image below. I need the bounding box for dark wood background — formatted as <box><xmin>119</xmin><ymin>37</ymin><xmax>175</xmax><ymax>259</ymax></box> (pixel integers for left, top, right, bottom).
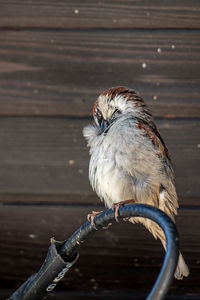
<box><xmin>0</xmin><ymin>1</ymin><xmax>200</xmax><ymax>299</ymax></box>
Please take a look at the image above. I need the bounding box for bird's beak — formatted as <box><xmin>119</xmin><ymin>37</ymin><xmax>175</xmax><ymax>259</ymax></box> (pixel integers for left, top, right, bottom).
<box><xmin>100</xmin><ymin>119</ymin><xmax>108</xmax><ymax>132</ymax></box>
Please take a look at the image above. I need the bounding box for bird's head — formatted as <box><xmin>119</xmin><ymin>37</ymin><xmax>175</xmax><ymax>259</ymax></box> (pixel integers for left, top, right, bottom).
<box><xmin>83</xmin><ymin>86</ymin><xmax>153</xmax><ymax>145</ymax></box>
<box><xmin>93</xmin><ymin>86</ymin><xmax>152</xmax><ymax>133</ymax></box>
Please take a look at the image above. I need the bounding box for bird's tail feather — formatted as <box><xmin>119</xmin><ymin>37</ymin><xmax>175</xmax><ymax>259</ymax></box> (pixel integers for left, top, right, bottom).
<box><xmin>128</xmin><ymin>217</ymin><xmax>189</xmax><ymax>279</ymax></box>
<box><xmin>175</xmin><ymin>252</ymin><xmax>190</xmax><ymax>280</ymax></box>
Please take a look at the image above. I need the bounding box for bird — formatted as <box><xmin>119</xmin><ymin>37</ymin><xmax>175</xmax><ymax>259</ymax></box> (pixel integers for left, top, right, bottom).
<box><xmin>83</xmin><ymin>86</ymin><xmax>189</xmax><ymax>280</ymax></box>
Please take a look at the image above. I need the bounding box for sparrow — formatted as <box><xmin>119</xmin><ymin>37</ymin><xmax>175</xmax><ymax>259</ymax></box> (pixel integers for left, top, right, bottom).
<box><xmin>83</xmin><ymin>86</ymin><xmax>189</xmax><ymax>280</ymax></box>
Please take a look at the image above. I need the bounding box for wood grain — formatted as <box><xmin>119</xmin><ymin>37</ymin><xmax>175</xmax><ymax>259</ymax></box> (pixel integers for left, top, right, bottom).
<box><xmin>0</xmin><ymin>1</ymin><xmax>200</xmax><ymax>29</ymax></box>
<box><xmin>0</xmin><ymin>30</ymin><xmax>199</xmax><ymax>118</ymax></box>
<box><xmin>3</xmin><ymin>290</ymin><xmax>200</xmax><ymax>300</ymax></box>
<box><xmin>0</xmin><ymin>205</ymin><xmax>199</xmax><ymax>295</ymax></box>
<box><xmin>0</xmin><ymin>118</ymin><xmax>199</xmax><ymax>205</ymax></box>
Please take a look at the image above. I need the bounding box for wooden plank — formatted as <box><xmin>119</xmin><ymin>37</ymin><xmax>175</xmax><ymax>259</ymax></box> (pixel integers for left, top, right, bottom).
<box><xmin>0</xmin><ymin>118</ymin><xmax>199</xmax><ymax>206</ymax></box>
<box><xmin>2</xmin><ymin>291</ymin><xmax>200</xmax><ymax>300</ymax></box>
<box><xmin>0</xmin><ymin>1</ymin><xmax>200</xmax><ymax>29</ymax></box>
<box><xmin>0</xmin><ymin>205</ymin><xmax>199</xmax><ymax>295</ymax></box>
<box><xmin>0</xmin><ymin>30</ymin><xmax>200</xmax><ymax>118</ymax></box>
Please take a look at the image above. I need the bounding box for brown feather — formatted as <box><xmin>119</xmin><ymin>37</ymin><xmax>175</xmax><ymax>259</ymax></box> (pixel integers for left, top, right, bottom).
<box><xmin>137</xmin><ymin>121</ymin><xmax>171</xmax><ymax>161</ymax></box>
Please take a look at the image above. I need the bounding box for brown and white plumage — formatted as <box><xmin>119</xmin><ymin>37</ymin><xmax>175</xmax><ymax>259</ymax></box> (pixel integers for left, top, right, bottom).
<box><xmin>83</xmin><ymin>86</ymin><xmax>189</xmax><ymax>279</ymax></box>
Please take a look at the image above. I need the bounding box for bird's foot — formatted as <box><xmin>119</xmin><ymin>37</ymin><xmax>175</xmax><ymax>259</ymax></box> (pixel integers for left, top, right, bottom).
<box><xmin>112</xmin><ymin>199</ymin><xmax>136</xmax><ymax>222</ymax></box>
<box><xmin>87</xmin><ymin>211</ymin><xmax>103</xmax><ymax>229</ymax></box>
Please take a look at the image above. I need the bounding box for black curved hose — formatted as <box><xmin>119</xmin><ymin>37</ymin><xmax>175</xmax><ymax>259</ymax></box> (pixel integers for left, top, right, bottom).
<box><xmin>59</xmin><ymin>204</ymin><xmax>179</xmax><ymax>300</ymax></box>
<box><xmin>8</xmin><ymin>204</ymin><xmax>179</xmax><ymax>300</ymax></box>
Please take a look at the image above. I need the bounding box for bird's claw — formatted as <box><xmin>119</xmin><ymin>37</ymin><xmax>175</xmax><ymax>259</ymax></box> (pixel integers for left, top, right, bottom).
<box><xmin>112</xmin><ymin>203</ymin><xmax>120</xmax><ymax>222</ymax></box>
<box><xmin>87</xmin><ymin>211</ymin><xmax>102</xmax><ymax>230</ymax></box>
<box><xmin>112</xmin><ymin>199</ymin><xmax>136</xmax><ymax>222</ymax></box>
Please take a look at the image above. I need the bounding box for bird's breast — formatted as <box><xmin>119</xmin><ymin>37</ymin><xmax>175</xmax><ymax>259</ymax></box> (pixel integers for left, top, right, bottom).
<box><xmin>88</xmin><ymin>136</ymin><xmax>135</xmax><ymax>208</ymax></box>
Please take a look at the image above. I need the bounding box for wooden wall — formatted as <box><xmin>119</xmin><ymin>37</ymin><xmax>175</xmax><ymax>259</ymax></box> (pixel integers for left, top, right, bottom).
<box><xmin>0</xmin><ymin>1</ymin><xmax>200</xmax><ymax>299</ymax></box>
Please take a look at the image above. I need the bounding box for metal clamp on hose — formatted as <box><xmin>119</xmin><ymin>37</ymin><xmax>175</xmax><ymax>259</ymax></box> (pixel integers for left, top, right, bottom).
<box><xmin>8</xmin><ymin>204</ymin><xmax>179</xmax><ymax>300</ymax></box>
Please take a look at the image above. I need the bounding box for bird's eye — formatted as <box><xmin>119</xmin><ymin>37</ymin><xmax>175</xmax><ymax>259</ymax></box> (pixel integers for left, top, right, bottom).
<box><xmin>111</xmin><ymin>109</ymin><xmax>121</xmax><ymax>119</ymax></box>
<box><xmin>114</xmin><ymin>109</ymin><xmax>120</xmax><ymax>114</ymax></box>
